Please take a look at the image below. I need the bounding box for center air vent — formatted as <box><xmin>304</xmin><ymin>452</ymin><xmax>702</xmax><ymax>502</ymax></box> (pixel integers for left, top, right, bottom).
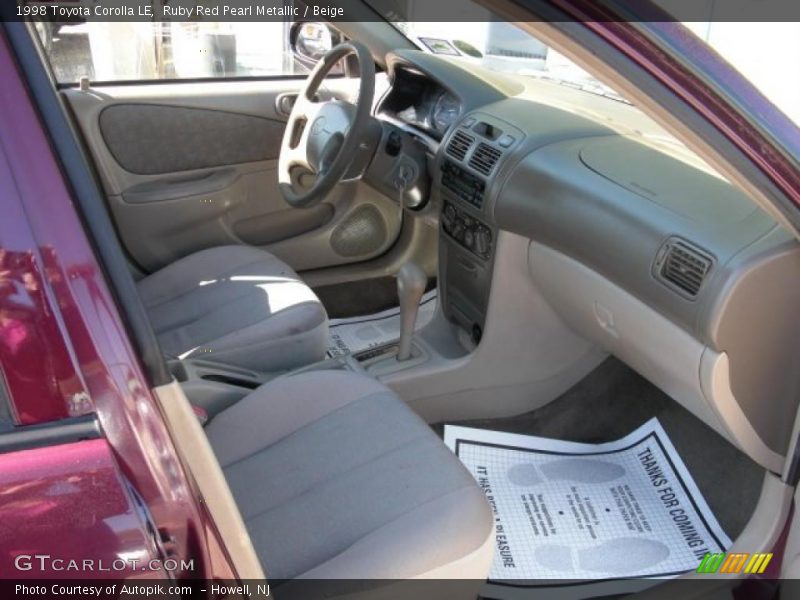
<box><xmin>446</xmin><ymin>130</ymin><xmax>475</xmax><ymax>162</ymax></box>
<box><xmin>654</xmin><ymin>238</ymin><xmax>713</xmax><ymax>298</ymax></box>
<box><xmin>469</xmin><ymin>142</ymin><xmax>502</xmax><ymax>176</ymax></box>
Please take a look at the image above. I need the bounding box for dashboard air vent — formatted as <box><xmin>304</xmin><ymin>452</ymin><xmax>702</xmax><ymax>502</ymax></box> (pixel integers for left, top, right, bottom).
<box><xmin>446</xmin><ymin>130</ymin><xmax>475</xmax><ymax>162</ymax></box>
<box><xmin>655</xmin><ymin>238</ymin><xmax>713</xmax><ymax>298</ymax></box>
<box><xmin>469</xmin><ymin>142</ymin><xmax>502</xmax><ymax>176</ymax></box>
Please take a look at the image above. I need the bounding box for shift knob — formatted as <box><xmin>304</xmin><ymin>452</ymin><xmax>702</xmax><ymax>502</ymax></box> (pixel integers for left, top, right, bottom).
<box><xmin>396</xmin><ymin>262</ymin><xmax>427</xmax><ymax>361</ymax></box>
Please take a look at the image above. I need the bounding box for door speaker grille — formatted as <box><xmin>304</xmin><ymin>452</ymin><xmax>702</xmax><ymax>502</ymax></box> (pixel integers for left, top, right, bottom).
<box><xmin>330</xmin><ymin>204</ymin><xmax>387</xmax><ymax>257</ymax></box>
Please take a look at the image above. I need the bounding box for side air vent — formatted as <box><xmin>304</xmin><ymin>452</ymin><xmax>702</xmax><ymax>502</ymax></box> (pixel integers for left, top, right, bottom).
<box><xmin>654</xmin><ymin>238</ymin><xmax>713</xmax><ymax>298</ymax></box>
<box><xmin>446</xmin><ymin>130</ymin><xmax>475</xmax><ymax>162</ymax></box>
<box><xmin>469</xmin><ymin>142</ymin><xmax>502</xmax><ymax>176</ymax></box>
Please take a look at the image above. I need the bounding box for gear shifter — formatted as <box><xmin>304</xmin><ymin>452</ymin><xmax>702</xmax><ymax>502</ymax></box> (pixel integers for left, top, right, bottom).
<box><xmin>396</xmin><ymin>262</ymin><xmax>427</xmax><ymax>361</ymax></box>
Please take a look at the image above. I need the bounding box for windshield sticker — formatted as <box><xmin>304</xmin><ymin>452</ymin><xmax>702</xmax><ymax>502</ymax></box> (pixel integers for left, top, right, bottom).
<box><xmin>418</xmin><ymin>37</ymin><xmax>461</xmax><ymax>56</ymax></box>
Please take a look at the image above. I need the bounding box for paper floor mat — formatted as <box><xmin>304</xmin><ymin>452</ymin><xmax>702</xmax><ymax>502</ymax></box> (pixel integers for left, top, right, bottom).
<box><xmin>326</xmin><ymin>290</ymin><xmax>437</xmax><ymax>357</ymax></box>
<box><xmin>445</xmin><ymin>418</ymin><xmax>730</xmax><ymax>592</ymax></box>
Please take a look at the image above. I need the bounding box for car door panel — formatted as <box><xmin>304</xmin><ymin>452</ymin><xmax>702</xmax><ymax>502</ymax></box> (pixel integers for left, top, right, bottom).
<box><xmin>98</xmin><ymin>103</ymin><xmax>284</xmax><ymax>175</ymax></box>
<box><xmin>63</xmin><ymin>75</ymin><xmax>399</xmax><ymax>273</ymax></box>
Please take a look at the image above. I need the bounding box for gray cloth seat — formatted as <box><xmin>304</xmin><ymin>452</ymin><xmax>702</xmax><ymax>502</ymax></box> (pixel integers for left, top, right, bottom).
<box><xmin>206</xmin><ymin>369</ymin><xmax>494</xmax><ymax>580</ymax></box>
<box><xmin>137</xmin><ymin>245</ymin><xmax>328</xmax><ymax>372</ymax></box>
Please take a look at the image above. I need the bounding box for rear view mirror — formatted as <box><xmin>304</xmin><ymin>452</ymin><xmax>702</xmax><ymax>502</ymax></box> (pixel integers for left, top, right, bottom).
<box><xmin>290</xmin><ymin>22</ymin><xmax>342</xmax><ymax>69</ymax></box>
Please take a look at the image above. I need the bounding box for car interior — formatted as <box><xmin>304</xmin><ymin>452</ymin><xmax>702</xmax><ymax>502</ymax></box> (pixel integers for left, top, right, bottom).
<box><xmin>20</xmin><ymin>7</ymin><xmax>800</xmax><ymax>596</ymax></box>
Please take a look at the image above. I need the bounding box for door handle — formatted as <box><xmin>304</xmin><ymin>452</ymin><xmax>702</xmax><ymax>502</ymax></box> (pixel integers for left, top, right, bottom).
<box><xmin>275</xmin><ymin>93</ymin><xmax>298</xmax><ymax>117</ymax></box>
<box><xmin>275</xmin><ymin>92</ymin><xmax>322</xmax><ymax>117</ymax></box>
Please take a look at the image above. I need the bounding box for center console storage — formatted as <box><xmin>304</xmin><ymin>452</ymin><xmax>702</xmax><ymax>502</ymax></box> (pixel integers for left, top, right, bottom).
<box><xmin>437</xmin><ymin>112</ymin><xmax>522</xmax><ymax>344</ymax></box>
<box><xmin>440</xmin><ymin>202</ymin><xmax>494</xmax><ymax>344</ymax></box>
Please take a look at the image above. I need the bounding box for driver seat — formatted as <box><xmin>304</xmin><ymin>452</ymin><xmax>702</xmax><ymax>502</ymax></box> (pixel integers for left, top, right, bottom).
<box><xmin>137</xmin><ymin>245</ymin><xmax>329</xmax><ymax>372</ymax></box>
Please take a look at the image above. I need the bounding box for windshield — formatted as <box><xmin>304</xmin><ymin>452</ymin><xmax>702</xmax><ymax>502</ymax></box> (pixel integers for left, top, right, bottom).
<box><xmin>366</xmin><ymin>1</ymin><xmax>800</xmax><ymax>128</ymax></box>
<box><xmin>364</xmin><ymin>0</ymin><xmax>626</xmax><ymax>101</ymax></box>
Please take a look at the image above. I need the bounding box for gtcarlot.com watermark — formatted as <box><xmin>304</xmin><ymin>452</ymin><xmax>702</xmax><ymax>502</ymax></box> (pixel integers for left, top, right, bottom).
<box><xmin>14</xmin><ymin>554</ymin><xmax>194</xmax><ymax>573</ymax></box>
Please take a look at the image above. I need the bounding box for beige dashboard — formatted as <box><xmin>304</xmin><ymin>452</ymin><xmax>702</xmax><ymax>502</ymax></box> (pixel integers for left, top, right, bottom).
<box><xmin>382</xmin><ymin>49</ymin><xmax>800</xmax><ymax>472</ymax></box>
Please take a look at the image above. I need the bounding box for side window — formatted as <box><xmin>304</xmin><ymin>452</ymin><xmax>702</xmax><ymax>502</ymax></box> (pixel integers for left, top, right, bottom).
<box><xmin>38</xmin><ymin>21</ymin><xmax>337</xmax><ymax>85</ymax></box>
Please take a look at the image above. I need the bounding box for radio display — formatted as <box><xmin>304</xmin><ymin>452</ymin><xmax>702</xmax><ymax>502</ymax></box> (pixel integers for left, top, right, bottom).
<box><xmin>441</xmin><ymin>160</ymin><xmax>485</xmax><ymax>208</ymax></box>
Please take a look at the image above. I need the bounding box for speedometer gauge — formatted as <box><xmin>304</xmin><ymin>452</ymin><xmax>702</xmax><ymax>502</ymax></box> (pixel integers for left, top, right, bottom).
<box><xmin>432</xmin><ymin>92</ymin><xmax>460</xmax><ymax>133</ymax></box>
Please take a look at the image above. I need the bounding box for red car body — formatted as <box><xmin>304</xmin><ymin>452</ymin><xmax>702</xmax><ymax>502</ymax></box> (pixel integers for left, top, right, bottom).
<box><xmin>1</xmin><ymin>4</ymin><xmax>798</xmax><ymax>590</ymax></box>
<box><xmin>0</xmin><ymin>32</ymin><xmax>234</xmax><ymax>583</ymax></box>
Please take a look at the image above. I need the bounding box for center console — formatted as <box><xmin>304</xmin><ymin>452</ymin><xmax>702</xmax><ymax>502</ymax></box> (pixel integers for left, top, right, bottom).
<box><xmin>437</xmin><ymin>112</ymin><xmax>522</xmax><ymax>345</ymax></box>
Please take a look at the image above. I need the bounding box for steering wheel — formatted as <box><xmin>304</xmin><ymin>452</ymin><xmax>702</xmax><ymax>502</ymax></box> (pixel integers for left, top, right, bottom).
<box><xmin>278</xmin><ymin>41</ymin><xmax>376</xmax><ymax>208</ymax></box>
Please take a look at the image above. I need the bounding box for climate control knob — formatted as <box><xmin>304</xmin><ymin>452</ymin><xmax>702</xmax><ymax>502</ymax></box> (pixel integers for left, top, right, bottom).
<box><xmin>442</xmin><ymin>202</ymin><xmax>492</xmax><ymax>259</ymax></box>
<box><xmin>474</xmin><ymin>229</ymin><xmax>491</xmax><ymax>256</ymax></box>
<box><xmin>442</xmin><ymin>204</ymin><xmax>457</xmax><ymax>229</ymax></box>
<box><xmin>463</xmin><ymin>229</ymin><xmax>475</xmax><ymax>250</ymax></box>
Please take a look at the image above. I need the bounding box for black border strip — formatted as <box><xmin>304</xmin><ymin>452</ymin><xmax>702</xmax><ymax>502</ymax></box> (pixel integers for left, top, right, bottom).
<box><xmin>9</xmin><ymin>0</ymin><xmax>800</xmax><ymax>22</ymax></box>
<box><xmin>0</xmin><ymin>414</ymin><xmax>101</xmax><ymax>454</ymax></box>
<box><xmin>453</xmin><ymin>430</ymin><xmax>726</xmax><ymax>588</ymax></box>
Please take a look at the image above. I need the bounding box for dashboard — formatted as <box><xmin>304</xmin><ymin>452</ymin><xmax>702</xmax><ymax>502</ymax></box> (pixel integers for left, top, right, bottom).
<box><xmin>377</xmin><ymin>65</ymin><xmax>462</xmax><ymax>140</ymax></box>
<box><xmin>368</xmin><ymin>49</ymin><xmax>800</xmax><ymax>472</ymax></box>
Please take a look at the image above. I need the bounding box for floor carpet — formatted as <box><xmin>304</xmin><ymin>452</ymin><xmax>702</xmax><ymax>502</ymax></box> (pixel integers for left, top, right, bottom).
<box><xmin>314</xmin><ymin>276</ymin><xmax>436</xmax><ymax>319</ymax></box>
<box><xmin>434</xmin><ymin>357</ymin><xmax>765</xmax><ymax>540</ymax></box>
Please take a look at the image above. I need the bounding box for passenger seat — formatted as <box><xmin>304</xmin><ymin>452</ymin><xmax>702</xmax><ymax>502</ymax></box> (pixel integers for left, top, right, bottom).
<box><xmin>205</xmin><ymin>369</ymin><xmax>494</xmax><ymax>580</ymax></box>
<box><xmin>137</xmin><ymin>245</ymin><xmax>328</xmax><ymax>372</ymax></box>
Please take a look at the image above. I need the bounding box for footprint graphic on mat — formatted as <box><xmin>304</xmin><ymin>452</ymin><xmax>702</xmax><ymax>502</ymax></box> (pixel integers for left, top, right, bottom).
<box><xmin>508</xmin><ymin>458</ymin><xmax>625</xmax><ymax>486</ymax></box>
<box><xmin>535</xmin><ymin>538</ymin><xmax>670</xmax><ymax>574</ymax></box>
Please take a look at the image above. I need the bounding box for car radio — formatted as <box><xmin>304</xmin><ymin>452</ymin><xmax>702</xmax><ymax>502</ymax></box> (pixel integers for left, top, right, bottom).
<box><xmin>441</xmin><ymin>160</ymin><xmax>485</xmax><ymax>209</ymax></box>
